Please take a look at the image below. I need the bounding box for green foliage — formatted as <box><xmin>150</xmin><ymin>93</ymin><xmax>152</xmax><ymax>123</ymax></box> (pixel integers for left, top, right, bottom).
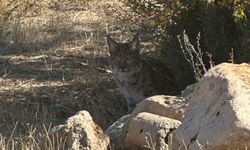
<box><xmin>216</xmin><ymin>0</ymin><xmax>249</xmax><ymax>21</ymax></box>
<box><xmin>125</xmin><ymin>0</ymin><xmax>250</xmax><ymax>88</ymax></box>
<box><xmin>123</xmin><ymin>0</ymin><xmax>183</xmax><ymax>32</ymax></box>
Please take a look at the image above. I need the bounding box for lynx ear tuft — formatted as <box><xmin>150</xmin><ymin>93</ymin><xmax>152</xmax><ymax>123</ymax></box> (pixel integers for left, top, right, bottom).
<box><xmin>130</xmin><ymin>33</ymin><xmax>140</xmax><ymax>53</ymax></box>
<box><xmin>106</xmin><ymin>35</ymin><xmax>118</xmax><ymax>54</ymax></box>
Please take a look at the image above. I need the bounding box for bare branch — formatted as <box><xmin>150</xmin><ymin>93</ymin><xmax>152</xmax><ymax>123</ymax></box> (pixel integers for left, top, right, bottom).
<box><xmin>178</xmin><ymin>31</ymin><xmax>211</xmax><ymax>81</ymax></box>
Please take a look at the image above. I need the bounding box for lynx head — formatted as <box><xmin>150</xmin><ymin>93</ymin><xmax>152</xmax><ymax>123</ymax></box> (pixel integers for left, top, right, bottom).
<box><xmin>106</xmin><ymin>34</ymin><xmax>142</xmax><ymax>72</ymax></box>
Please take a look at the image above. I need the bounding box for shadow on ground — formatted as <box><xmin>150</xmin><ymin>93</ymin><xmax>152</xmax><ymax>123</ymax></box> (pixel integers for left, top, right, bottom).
<box><xmin>0</xmin><ymin>48</ymin><xmax>127</xmax><ymax>137</ymax></box>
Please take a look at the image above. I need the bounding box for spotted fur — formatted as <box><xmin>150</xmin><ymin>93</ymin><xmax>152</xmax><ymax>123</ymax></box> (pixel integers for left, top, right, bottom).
<box><xmin>106</xmin><ymin>34</ymin><xmax>179</xmax><ymax>111</ymax></box>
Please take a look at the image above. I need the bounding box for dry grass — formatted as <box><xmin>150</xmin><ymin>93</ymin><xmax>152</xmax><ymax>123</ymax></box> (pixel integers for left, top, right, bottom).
<box><xmin>0</xmin><ymin>0</ymin><xmax>143</xmax><ymax>149</ymax></box>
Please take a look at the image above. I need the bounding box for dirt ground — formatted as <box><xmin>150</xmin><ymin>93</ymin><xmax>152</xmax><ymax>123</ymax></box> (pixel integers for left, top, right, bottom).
<box><xmin>0</xmin><ymin>0</ymin><xmax>143</xmax><ymax>143</ymax></box>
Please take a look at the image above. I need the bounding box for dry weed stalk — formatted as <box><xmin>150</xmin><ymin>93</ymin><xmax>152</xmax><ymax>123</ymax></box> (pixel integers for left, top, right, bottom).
<box><xmin>206</xmin><ymin>52</ymin><xmax>215</xmax><ymax>69</ymax></box>
<box><xmin>178</xmin><ymin>30</ymin><xmax>237</xmax><ymax>82</ymax></box>
<box><xmin>178</xmin><ymin>30</ymin><xmax>210</xmax><ymax>81</ymax></box>
<box><xmin>229</xmin><ymin>48</ymin><xmax>235</xmax><ymax>64</ymax></box>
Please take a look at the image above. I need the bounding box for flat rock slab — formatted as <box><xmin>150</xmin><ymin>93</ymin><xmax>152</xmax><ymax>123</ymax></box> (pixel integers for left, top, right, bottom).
<box><xmin>132</xmin><ymin>95</ymin><xmax>188</xmax><ymax>121</ymax></box>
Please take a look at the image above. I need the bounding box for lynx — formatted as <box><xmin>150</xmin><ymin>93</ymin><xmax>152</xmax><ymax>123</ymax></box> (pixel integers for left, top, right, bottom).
<box><xmin>106</xmin><ymin>34</ymin><xmax>179</xmax><ymax>111</ymax></box>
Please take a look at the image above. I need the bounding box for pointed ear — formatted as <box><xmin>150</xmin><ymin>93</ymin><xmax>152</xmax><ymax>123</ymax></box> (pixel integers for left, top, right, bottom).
<box><xmin>106</xmin><ymin>35</ymin><xmax>118</xmax><ymax>54</ymax></box>
<box><xmin>130</xmin><ymin>34</ymin><xmax>140</xmax><ymax>52</ymax></box>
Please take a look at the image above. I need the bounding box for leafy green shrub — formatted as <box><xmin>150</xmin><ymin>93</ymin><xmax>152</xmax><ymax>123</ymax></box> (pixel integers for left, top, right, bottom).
<box><xmin>124</xmin><ymin>0</ymin><xmax>250</xmax><ymax>89</ymax></box>
<box><xmin>123</xmin><ymin>0</ymin><xmax>182</xmax><ymax>33</ymax></box>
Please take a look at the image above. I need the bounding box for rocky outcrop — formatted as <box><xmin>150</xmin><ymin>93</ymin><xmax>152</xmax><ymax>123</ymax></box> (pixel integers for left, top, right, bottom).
<box><xmin>107</xmin><ymin>86</ymin><xmax>192</xmax><ymax>149</ymax></box>
<box><xmin>106</xmin><ymin>63</ymin><xmax>250</xmax><ymax>150</ymax></box>
<box><xmin>49</xmin><ymin>110</ymin><xmax>110</xmax><ymax>150</ymax></box>
<box><xmin>111</xmin><ymin>95</ymin><xmax>188</xmax><ymax>150</ymax></box>
<box><xmin>171</xmin><ymin>63</ymin><xmax>250</xmax><ymax>150</ymax></box>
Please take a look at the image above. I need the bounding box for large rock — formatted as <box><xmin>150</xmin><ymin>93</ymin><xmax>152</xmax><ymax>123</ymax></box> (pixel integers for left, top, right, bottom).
<box><xmin>111</xmin><ymin>94</ymin><xmax>189</xmax><ymax>149</ymax></box>
<box><xmin>122</xmin><ymin>112</ymin><xmax>181</xmax><ymax>150</ymax></box>
<box><xmin>106</xmin><ymin>84</ymin><xmax>194</xmax><ymax>149</ymax></box>
<box><xmin>132</xmin><ymin>95</ymin><xmax>188</xmax><ymax>121</ymax></box>
<box><xmin>171</xmin><ymin>63</ymin><xmax>250</xmax><ymax>150</ymax></box>
<box><xmin>49</xmin><ymin>110</ymin><xmax>110</xmax><ymax>150</ymax></box>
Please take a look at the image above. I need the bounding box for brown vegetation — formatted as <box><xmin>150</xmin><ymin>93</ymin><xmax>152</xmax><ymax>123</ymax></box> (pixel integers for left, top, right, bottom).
<box><xmin>0</xmin><ymin>0</ymin><xmax>141</xmax><ymax>148</ymax></box>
